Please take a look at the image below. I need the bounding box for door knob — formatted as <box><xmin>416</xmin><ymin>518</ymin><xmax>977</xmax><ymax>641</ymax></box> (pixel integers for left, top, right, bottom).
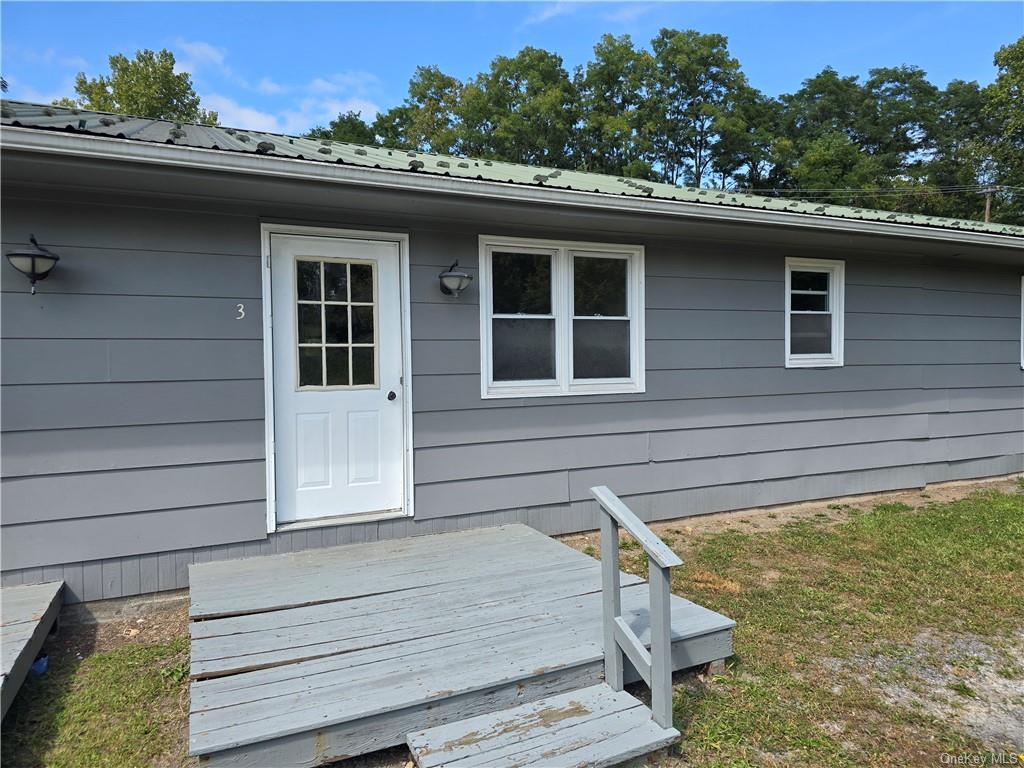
<box><xmin>387</xmin><ymin>390</ymin><xmax>397</xmax><ymax>401</ymax></box>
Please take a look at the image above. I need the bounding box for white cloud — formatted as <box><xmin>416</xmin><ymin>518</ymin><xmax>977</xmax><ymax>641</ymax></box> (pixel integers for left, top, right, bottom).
<box><xmin>3</xmin><ymin>74</ymin><xmax>77</xmax><ymax>105</ymax></box>
<box><xmin>201</xmin><ymin>94</ymin><xmax>280</xmax><ymax>132</ymax></box>
<box><xmin>257</xmin><ymin>77</ymin><xmax>287</xmax><ymax>95</ymax></box>
<box><xmin>307</xmin><ymin>71</ymin><xmax>380</xmax><ymax>96</ymax></box>
<box><xmin>520</xmin><ymin>2</ymin><xmax>577</xmax><ymax>27</ymax></box>
<box><xmin>201</xmin><ymin>93</ymin><xmax>381</xmax><ymax>135</ymax></box>
<box><xmin>280</xmin><ymin>97</ymin><xmax>380</xmax><ymax>133</ymax></box>
<box><xmin>602</xmin><ymin>3</ymin><xmax>655</xmax><ymax>23</ymax></box>
<box><xmin>174</xmin><ymin>39</ymin><xmax>228</xmax><ymax>76</ymax></box>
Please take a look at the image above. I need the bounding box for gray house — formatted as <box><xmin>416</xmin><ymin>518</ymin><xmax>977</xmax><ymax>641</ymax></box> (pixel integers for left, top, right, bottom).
<box><xmin>2</xmin><ymin>100</ymin><xmax>1022</xmax><ymax>604</ymax></box>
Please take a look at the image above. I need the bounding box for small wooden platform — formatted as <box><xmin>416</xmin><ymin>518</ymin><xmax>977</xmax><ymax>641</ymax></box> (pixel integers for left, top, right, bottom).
<box><xmin>407</xmin><ymin>684</ymin><xmax>679</xmax><ymax>768</ymax></box>
<box><xmin>1</xmin><ymin>580</ymin><xmax>63</xmax><ymax>718</ymax></box>
<box><xmin>188</xmin><ymin>524</ymin><xmax>734</xmax><ymax>766</ymax></box>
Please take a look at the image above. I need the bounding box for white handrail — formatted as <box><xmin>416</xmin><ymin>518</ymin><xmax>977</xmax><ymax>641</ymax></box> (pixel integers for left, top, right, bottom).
<box><xmin>591</xmin><ymin>485</ymin><xmax>680</xmax><ymax>729</ymax></box>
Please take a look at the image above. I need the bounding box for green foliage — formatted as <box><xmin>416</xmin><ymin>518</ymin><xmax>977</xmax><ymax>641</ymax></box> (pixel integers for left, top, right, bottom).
<box><xmin>983</xmin><ymin>37</ymin><xmax>1024</xmax><ymax>223</ymax></box>
<box><xmin>645</xmin><ymin>29</ymin><xmax>746</xmax><ymax>186</ymax></box>
<box><xmin>306</xmin><ymin>110</ymin><xmax>377</xmax><ymax>144</ymax></box>
<box><xmin>61</xmin><ymin>49</ymin><xmax>218</xmax><ymax>124</ymax></box>
<box><xmin>574</xmin><ymin>34</ymin><xmax>655</xmax><ymax>178</ymax></box>
<box><xmin>350</xmin><ymin>31</ymin><xmax>1024</xmax><ymax>223</ymax></box>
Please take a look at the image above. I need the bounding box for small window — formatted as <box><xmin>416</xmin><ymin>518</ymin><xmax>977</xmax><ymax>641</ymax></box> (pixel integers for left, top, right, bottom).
<box><xmin>295</xmin><ymin>257</ymin><xmax>378</xmax><ymax>389</ymax></box>
<box><xmin>480</xmin><ymin>237</ymin><xmax>644</xmax><ymax>397</ymax></box>
<box><xmin>785</xmin><ymin>257</ymin><xmax>844</xmax><ymax>368</ymax></box>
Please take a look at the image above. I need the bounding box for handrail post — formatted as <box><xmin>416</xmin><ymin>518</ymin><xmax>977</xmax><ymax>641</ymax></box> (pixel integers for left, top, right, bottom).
<box><xmin>648</xmin><ymin>560</ymin><xmax>673</xmax><ymax>728</ymax></box>
<box><xmin>591</xmin><ymin>485</ymin><xmax>682</xmax><ymax>731</ymax></box>
<box><xmin>600</xmin><ymin>512</ymin><xmax>624</xmax><ymax>691</ymax></box>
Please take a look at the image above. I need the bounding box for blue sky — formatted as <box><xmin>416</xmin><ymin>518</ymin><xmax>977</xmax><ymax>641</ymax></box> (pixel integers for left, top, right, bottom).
<box><xmin>2</xmin><ymin>2</ymin><xmax>1021</xmax><ymax>134</ymax></box>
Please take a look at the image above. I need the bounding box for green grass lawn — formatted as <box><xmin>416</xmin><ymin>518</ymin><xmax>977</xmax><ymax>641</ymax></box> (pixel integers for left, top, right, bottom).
<box><xmin>2</xmin><ymin>483</ymin><xmax>1021</xmax><ymax>768</ymax></box>
<box><xmin>652</xmin><ymin>485</ymin><xmax>1024</xmax><ymax>767</ymax></box>
<box><xmin>1</xmin><ymin>635</ymin><xmax>190</xmax><ymax>768</ymax></box>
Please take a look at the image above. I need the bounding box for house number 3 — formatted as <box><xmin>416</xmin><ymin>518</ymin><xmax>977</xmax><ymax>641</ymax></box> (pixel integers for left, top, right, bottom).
<box><xmin>236</xmin><ymin>303</ymin><xmax>245</xmax><ymax>320</ymax></box>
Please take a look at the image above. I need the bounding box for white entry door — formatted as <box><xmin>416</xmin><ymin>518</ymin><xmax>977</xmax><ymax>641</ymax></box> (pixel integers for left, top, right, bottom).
<box><xmin>270</xmin><ymin>232</ymin><xmax>407</xmax><ymax>523</ymax></box>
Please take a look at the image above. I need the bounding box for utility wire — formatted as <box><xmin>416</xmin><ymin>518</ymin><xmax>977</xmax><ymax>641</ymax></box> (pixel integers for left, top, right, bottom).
<box><xmin>740</xmin><ymin>184</ymin><xmax>1016</xmax><ymax>195</ymax></box>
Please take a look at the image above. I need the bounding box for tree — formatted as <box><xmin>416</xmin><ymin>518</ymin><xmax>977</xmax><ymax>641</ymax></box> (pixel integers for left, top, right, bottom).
<box><xmin>463</xmin><ymin>47</ymin><xmax>578</xmax><ymax>166</ymax></box>
<box><xmin>645</xmin><ymin>29</ymin><xmax>746</xmax><ymax>186</ymax></box>
<box><xmin>574</xmin><ymin>34</ymin><xmax>654</xmax><ymax>178</ymax></box>
<box><xmin>307</xmin><ymin>111</ymin><xmax>377</xmax><ymax>144</ymax></box>
<box><xmin>58</xmin><ymin>49</ymin><xmax>218</xmax><ymax>124</ymax></box>
<box><xmin>403</xmin><ymin>66</ymin><xmax>464</xmax><ymax>154</ymax></box>
<box><xmin>861</xmin><ymin>65</ymin><xmax>939</xmax><ymax>177</ymax></box>
<box><xmin>779</xmin><ymin>67</ymin><xmax>866</xmax><ymax>146</ymax></box>
<box><xmin>984</xmin><ymin>36</ymin><xmax>1024</xmax><ymax>223</ymax></box>
<box><xmin>713</xmin><ymin>87</ymin><xmax>786</xmax><ymax>189</ymax></box>
<box><xmin>897</xmin><ymin>79</ymin><xmax>992</xmax><ymax>220</ymax></box>
<box><xmin>371</xmin><ymin>105</ymin><xmax>416</xmax><ymax>150</ymax></box>
<box><xmin>790</xmin><ymin>132</ymin><xmax>886</xmax><ymax>205</ymax></box>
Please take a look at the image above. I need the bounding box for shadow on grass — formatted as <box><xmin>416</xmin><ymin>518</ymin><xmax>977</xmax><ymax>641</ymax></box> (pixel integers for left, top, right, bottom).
<box><xmin>1</xmin><ymin>619</ymin><xmax>101</xmax><ymax>768</ymax></box>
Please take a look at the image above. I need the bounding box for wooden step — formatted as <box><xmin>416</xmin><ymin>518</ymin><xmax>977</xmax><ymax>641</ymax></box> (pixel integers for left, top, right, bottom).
<box><xmin>406</xmin><ymin>683</ymin><xmax>679</xmax><ymax>768</ymax></box>
<box><xmin>2</xmin><ymin>581</ymin><xmax>63</xmax><ymax>718</ymax></box>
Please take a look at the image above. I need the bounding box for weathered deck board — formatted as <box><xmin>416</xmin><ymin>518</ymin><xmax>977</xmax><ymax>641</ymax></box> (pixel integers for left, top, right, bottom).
<box><xmin>406</xmin><ymin>684</ymin><xmax>679</xmax><ymax>768</ymax></box>
<box><xmin>189</xmin><ymin>525</ymin><xmax>559</xmax><ymax>619</ymax></box>
<box><xmin>188</xmin><ymin>525</ymin><xmax>732</xmax><ymax>765</ymax></box>
<box><xmin>1</xmin><ymin>580</ymin><xmax>63</xmax><ymax>717</ymax></box>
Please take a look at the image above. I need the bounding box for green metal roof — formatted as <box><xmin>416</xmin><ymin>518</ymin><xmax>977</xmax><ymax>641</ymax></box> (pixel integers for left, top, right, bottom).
<box><xmin>3</xmin><ymin>99</ymin><xmax>1021</xmax><ymax>238</ymax></box>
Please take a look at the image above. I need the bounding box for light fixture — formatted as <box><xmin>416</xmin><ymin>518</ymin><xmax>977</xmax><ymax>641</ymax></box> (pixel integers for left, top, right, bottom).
<box><xmin>438</xmin><ymin>261</ymin><xmax>473</xmax><ymax>297</ymax></box>
<box><xmin>5</xmin><ymin>236</ymin><xmax>59</xmax><ymax>294</ymax></box>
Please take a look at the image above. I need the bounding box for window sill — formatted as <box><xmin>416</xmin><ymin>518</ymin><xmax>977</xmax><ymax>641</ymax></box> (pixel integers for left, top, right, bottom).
<box><xmin>785</xmin><ymin>359</ymin><xmax>844</xmax><ymax>369</ymax></box>
<box><xmin>482</xmin><ymin>382</ymin><xmax>645</xmax><ymax>399</ymax></box>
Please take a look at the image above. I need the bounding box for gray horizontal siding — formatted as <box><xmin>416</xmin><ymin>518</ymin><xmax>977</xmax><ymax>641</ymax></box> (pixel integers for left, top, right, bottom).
<box><xmin>2</xmin><ymin>196</ymin><xmax>268</xmax><ymax>577</ymax></box>
<box><xmin>417</xmin><ymin>338</ymin><xmax>1022</xmax><ymax>374</ymax></box>
<box><xmin>1</xmin><ymin>461</ymin><xmax>265</xmax><ymax>523</ymax></box>
<box><xmin>410</xmin><ymin>365</ymin><xmax>1023</xmax><ymax>413</ymax></box>
<box><xmin>2</xmin><ymin>339</ymin><xmax>263</xmax><ymax>384</ymax></box>
<box><xmin>1</xmin><ymin>420</ymin><xmax>265</xmax><ymax>477</ymax></box>
<box><xmin>0</xmin><ymin>242</ymin><xmax>262</xmax><ymax>298</ymax></box>
<box><xmin>411</xmin><ymin>435</ymin><xmax>1022</xmax><ymax>518</ymax></box>
<box><xmin>0</xmin><ymin>501</ymin><xmax>268</xmax><ymax>571</ymax></box>
<box><xmin>1</xmin><ymin>294</ymin><xmax>263</xmax><ymax>339</ymax></box>
<box><xmin>2</xmin><ymin>190</ymin><xmax>1021</xmax><ymax>601</ymax></box>
<box><xmin>2</xmin><ymin>380</ymin><xmax>265</xmax><ymax>430</ymax></box>
<box><xmin>3</xmin><ymin>455</ymin><xmax>1019</xmax><ymax>604</ymax></box>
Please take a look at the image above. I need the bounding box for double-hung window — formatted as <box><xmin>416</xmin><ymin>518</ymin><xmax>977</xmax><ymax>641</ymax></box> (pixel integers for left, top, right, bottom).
<box><xmin>784</xmin><ymin>257</ymin><xmax>845</xmax><ymax>367</ymax></box>
<box><xmin>479</xmin><ymin>236</ymin><xmax>644</xmax><ymax>397</ymax></box>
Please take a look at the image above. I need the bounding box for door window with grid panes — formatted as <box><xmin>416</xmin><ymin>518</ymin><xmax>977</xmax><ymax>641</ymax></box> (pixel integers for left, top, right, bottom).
<box><xmin>294</xmin><ymin>258</ymin><xmax>378</xmax><ymax>388</ymax></box>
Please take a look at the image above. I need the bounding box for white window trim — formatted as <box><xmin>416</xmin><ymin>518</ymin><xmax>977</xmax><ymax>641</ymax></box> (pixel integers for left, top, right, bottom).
<box><xmin>784</xmin><ymin>256</ymin><xmax>845</xmax><ymax>368</ymax></box>
<box><xmin>479</xmin><ymin>235</ymin><xmax>645</xmax><ymax>398</ymax></box>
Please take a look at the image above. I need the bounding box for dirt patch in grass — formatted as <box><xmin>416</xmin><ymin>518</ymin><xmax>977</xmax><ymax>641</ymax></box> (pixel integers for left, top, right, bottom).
<box><xmin>826</xmin><ymin>629</ymin><xmax>1024</xmax><ymax>751</ymax></box>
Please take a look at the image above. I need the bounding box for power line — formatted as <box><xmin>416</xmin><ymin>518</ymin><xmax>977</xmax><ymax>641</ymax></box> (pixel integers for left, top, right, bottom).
<box><xmin>733</xmin><ymin>185</ymin><xmax>1021</xmax><ymax>200</ymax></box>
<box><xmin>741</xmin><ymin>184</ymin><xmax>1015</xmax><ymax>195</ymax></box>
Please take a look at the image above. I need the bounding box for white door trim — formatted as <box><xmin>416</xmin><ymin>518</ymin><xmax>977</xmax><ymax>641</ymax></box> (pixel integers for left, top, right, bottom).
<box><xmin>260</xmin><ymin>223</ymin><xmax>414</xmax><ymax>534</ymax></box>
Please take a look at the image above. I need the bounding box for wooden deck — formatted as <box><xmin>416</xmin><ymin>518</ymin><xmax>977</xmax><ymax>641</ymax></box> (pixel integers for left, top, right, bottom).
<box><xmin>1</xmin><ymin>580</ymin><xmax>63</xmax><ymax>718</ymax></box>
<box><xmin>188</xmin><ymin>524</ymin><xmax>734</xmax><ymax>766</ymax></box>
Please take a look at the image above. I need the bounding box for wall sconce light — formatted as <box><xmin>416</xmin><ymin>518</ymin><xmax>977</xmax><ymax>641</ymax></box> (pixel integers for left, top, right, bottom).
<box><xmin>438</xmin><ymin>261</ymin><xmax>473</xmax><ymax>297</ymax></box>
<box><xmin>5</xmin><ymin>236</ymin><xmax>60</xmax><ymax>294</ymax></box>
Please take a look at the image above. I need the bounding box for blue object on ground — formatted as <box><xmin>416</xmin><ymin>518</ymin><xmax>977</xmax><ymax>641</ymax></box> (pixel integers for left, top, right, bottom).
<box><xmin>30</xmin><ymin>654</ymin><xmax>48</xmax><ymax>675</ymax></box>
